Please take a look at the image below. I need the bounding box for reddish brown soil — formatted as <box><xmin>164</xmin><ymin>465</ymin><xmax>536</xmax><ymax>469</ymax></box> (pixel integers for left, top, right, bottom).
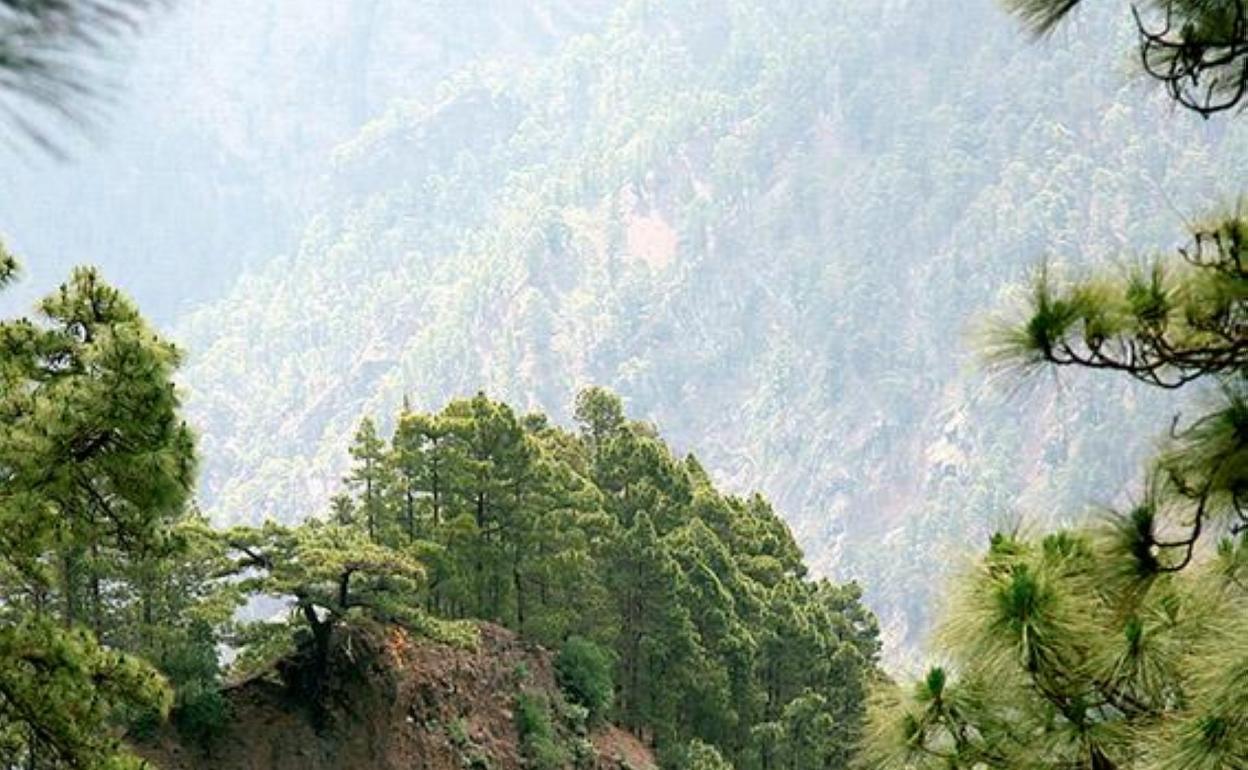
<box><xmin>138</xmin><ymin>623</ymin><xmax>653</xmax><ymax>770</ymax></box>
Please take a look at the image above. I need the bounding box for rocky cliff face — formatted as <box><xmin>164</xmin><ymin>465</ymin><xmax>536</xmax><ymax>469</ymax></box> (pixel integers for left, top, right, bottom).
<box><xmin>140</xmin><ymin>624</ymin><xmax>654</xmax><ymax>770</ymax></box>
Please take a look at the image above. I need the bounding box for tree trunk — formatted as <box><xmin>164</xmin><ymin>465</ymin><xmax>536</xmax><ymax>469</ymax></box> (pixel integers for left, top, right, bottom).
<box><xmin>60</xmin><ymin>552</ymin><xmax>78</xmax><ymax>628</ymax></box>
<box><xmin>513</xmin><ymin>560</ymin><xmax>525</xmax><ymax>632</ymax></box>
<box><xmin>405</xmin><ymin>486</ymin><xmax>415</xmax><ymax>543</ymax></box>
<box><xmin>89</xmin><ymin>542</ymin><xmax>102</xmax><ymax>637</ymax></box>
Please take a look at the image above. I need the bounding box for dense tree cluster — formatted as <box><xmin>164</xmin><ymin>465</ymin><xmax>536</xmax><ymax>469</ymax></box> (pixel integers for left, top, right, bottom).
<box><xmin>0</xmin><ymin>257</ymin><xmax>878</xmax><ymax>769</ymax></box>
<box><xmin>204</xmin><ymin>385</ymin><xmax>882</xmax><ymax>767</ymax></box>
<box><xmin>289</xmin><ymin>386</ymin><xmax>882</xmax><ymax>767</ymax></box>
<box><xmin>171</xmin><ymin>0</ymin><xmax>1248</xmax><ymax>658</ymax></box>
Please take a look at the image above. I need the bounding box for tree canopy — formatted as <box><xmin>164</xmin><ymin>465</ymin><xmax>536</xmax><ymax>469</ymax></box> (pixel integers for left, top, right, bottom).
<box><xmin>0</xmin><ymin>254</ymin><xmax>197</xmax><ymax>768</ymax></box>
<box><xmin>298</xmin><ymin>389</ymin><xmax>881</xmax><ymax>766</ymax></box>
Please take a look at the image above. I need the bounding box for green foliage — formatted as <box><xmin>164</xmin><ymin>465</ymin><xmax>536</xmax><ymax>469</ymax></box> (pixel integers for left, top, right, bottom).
<box><xmin>555</xmin><ymin>636</ymin><xmax>615</xmax><ymax>723</ymax></box>
<box><xmin>317</xmin><ymin>388</ymin><xmax>878</xmax><ymax>765</ymax></box>
<box><xmin>860</xmin><ymin>529</ymin><xmax>1246</xmax><ymax>769</ymax></box>
<box><xmin>515</xmin><ymin>692</ymin><xmax>569</xmax><ymax>770</ymax></box>
<box><xmin>989</xmin><ymin>213</ymin><xmax>1246</xmax><ymax>388</ymax></box>
<box><xmin>221</xmin><ymin>518</ymin><xmax>433</xmax><ymax>709</ymax></box>
<box><xmin>0</xmin><ymin>617</ymin><xmax>172</xmax><ymax>769</ymax></box>
<box><xmin>162</xmin><ymin>621</ymin><xmax>231</xmax><ymax>748</ymax></box>
<box><xmin>448</xmin><ymin>716</ymin><xmax>471</xmax><ymax>748</ymax></box>
<box><xmin>0</xmin><ymin>262</ymin><xmax>201</xmax><ymax>768</ymax></box>
<box><xmin>0</xmin><ymin>242</ymin><xmax>15</xmax><ymax>288</ymax></box>
<box><xmin>674</xmin><ymin>739</ymin><xmax>735</xmax><ymax>770</ymax></box>
<box><xmin>574</xmin><ymin>387</ymin><xmax>626</xmax><ymax>453</ymax></box>
<box><xmin>347</xmin><ymin>417</ymin><xmax>390</xmax><ymax>543</ymax></box>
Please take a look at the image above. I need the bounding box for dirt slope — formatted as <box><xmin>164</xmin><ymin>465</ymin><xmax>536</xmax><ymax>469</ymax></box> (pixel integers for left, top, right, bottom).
<box><xmin>139</xmin><ymin>623</ymin><xmax>653</xmax><ymax>770</ymax></box>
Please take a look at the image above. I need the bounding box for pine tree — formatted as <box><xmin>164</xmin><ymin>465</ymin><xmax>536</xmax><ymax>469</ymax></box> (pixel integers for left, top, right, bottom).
<box><xmin>391</xmin><ymin>410</ymin><xmax>469</xmax><ymax>542</ymax></box>
<box><xmin>987</xmin><ymin>214</ymin><xmax>1247</xmax><ymax>571</ymax></box>
<box><xmin>0</xmin><ymin>261</ymin><xmax>193</xmax><ymax>768</ymax></box>
<box><xmin>860</xmin><ymin>530</ymin><xmax>1245</xmax><ymax>769</ymax></box>
<box><xmin>574</xmin><ymin>385</ymin><xmax>626</xmax><ymax>455</ymax></box>
<box><xmin>607</xmin><ymin>512</ymin><xmax>700</xmax><ymax>748</ymax></box>
<box><xmin>223</xmin><ymin>519</ymin><xmax>427</xmax><ymax>711</ymax></box>
<box><xmin>346</xmin><ymin>417</ymin><xmax>389</xmax><ymax>543</ymax></box>
<box><xmin>863</xmin><ymin>8</ymin><xmax>1248</xmax><ymax>763</ymax></box>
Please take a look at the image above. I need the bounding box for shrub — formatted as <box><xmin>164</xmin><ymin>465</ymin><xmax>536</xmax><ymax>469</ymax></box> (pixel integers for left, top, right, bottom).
<box><xmin>514</xmin><ymin>692</ymin><xmax>568</xmax><ymax>770</ymax></box>
<box><xmin>554</xmin><ymin>636</ymin><xmax>614</xmax><ymax>723</ymax></box>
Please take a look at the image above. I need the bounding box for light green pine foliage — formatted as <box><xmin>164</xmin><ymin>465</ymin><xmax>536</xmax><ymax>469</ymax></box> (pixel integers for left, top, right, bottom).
<box><xmin>0</xmin><ymin>258</ymin><xmax>203</xmax><ymax>767</ymax></box>
<box><xmin>860</xmin><ymin>529</ymin><xmax>1245</xmax><ymax>769</ymax></box>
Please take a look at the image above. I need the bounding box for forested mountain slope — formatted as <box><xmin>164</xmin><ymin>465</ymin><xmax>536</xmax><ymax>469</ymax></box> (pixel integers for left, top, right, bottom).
<box><xmin>6</xmin><ymin>0</ymin><xmax>1242</xmax><ymax>657</ymax></box>
<box><xmin>171</xmin><ymin>0</ymin><xmax>1248</xmax><ymax>657</ymax></box>
<box><xmin>0</xmin><ymin>254</ymin><xmax>875</xmax><ymax>767</ymax></box>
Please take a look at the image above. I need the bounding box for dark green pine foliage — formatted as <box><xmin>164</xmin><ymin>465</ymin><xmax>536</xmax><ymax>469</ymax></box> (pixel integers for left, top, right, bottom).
<box><xmin>608</xmin><ymin>511</ymin><xmax>701</xmax><ymax>745</ymax></box>
<box><xmin>346</xmin><ymin>417</ymin><xmax>389</xmax><ymax>543</ymax></box>
<box><xmin>315</xmin><ymin>388</ymin><xmax>880</xmax><ymax>767</ymax></box>
<box><xmin>554</xmin><ymin>635</ymin><xmax>615</xmax><ymax>724</ymax></box>
<box><xmin>0</xmin><ymin>243</ymin><xmax>15</xmax><ymax>286</ymax></box>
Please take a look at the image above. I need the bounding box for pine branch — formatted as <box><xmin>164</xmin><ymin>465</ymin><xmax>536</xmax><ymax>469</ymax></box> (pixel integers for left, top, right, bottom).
<box><xmin>0</xmin><ymin>0</ymin><xmax>167</xmax><ymax>149</ymax></box>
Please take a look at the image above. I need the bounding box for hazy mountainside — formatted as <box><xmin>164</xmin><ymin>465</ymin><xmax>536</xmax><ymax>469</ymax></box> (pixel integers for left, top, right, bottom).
<box><xmin>140</xmin><ymin>623</ymin><xmax>656</xmax><ymax>770</ymax></box>
<box><xmin>5</xmin><ymin>0</ymin><xmax>1246</xmax><ymax>658</ymax></box>
<box><xmin>172</xmin><ymin>0</ymin><xmax>1248</xmax><ymax>657</ymax></box>
<box><xmin>0</xmin><ymin>0</ymin><xmax>613</xmax><ymax>324</ymax></box>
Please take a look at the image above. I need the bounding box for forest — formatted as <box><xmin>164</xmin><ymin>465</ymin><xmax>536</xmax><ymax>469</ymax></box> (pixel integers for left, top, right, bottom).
<box><xmin>0</xmin><ymin>0</ymin><xmax>1245</xmax><ymax>769</ymax></box>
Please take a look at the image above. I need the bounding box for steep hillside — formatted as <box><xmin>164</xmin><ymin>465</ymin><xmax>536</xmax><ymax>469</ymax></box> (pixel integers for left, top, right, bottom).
<box><xmin>164</xmin><ymin>0</ymin><xmax>1248</xmax><ymax>659</ymax></box>
<box><xmin>171</xmin><ymin>0</ymin><xmax>1248</xmax><ymax>658</ymax></box>
<box><xmin>139</xmin><ymin>623</ymin><xmax>654</xmax><ymax>770</ymax></box>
